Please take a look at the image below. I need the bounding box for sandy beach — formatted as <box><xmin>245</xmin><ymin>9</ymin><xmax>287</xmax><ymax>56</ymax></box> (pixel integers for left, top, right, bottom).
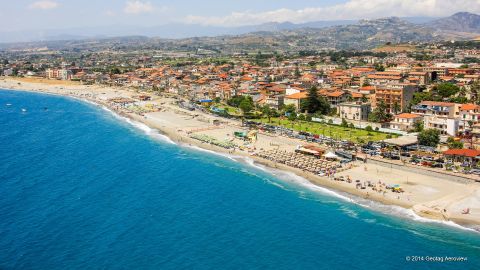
<box><xmin>1</xmin><ymin>77</ymin><xmax>480</xmax><ymax>230</ymax></box>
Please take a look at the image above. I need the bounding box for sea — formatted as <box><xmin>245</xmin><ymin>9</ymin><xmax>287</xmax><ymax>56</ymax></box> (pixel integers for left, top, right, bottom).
<box><xmin>1</xmin><ymin>89</ymin><xmax>480</xmax><ymax>270</ymax></box>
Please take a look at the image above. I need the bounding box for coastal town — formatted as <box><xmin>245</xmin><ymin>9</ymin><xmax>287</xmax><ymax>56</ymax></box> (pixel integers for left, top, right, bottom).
<box><xmin>2</xmin><ymin>39</ymin><xmax>480</xmax><ymax>228</ymax></box>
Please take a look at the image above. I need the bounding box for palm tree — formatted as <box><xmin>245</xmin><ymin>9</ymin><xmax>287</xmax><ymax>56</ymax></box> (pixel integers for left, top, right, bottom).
<box><xmin>262</xmin><ymin>105</ymin><xmax>273</xmax><ymax>123</ymax></box>
<box><xmin>392</xmin><ymin>102</ymin><xmax>401</xmax><ymax>115</ymax></box>
<box><xmin>470</xmin><ymin>80</ymin><xmax>480</xmax><ymax>104</ymax></box>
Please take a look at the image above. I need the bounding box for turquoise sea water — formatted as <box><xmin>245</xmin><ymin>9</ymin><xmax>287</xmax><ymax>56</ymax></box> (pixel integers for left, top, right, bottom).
<box><xmin>1</xmin><ymin>89</ymin><xmax>480</xmax><ymax>270</ymax></box>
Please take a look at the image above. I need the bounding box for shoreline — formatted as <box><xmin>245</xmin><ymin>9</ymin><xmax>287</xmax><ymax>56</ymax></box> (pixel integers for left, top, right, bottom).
<box><xmin>1</xmin><ymin>78</ymin><xmax>480</xmax><ymax>231</ymax></box>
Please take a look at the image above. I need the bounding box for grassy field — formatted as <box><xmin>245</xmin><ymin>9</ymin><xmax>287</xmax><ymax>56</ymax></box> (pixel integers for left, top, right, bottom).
<box><xmin>214</xmin><ymin>103</ymin><xmax>242</xmax><ymax>116</ymax></box>
<box><xmin>373</xmin><ymin>44</ymin><xmax>417</xmax><ymax>53</ymax></box>
<box><xmin>254</xmin><ymin>118</ymin><xmax>398</xmax><ymax>143</ymax></box>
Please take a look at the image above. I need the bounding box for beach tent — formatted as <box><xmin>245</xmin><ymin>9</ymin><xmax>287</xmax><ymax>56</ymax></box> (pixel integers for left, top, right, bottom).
<box><xmin>296</xmin><ymin>147</ymin><xmax>320</xmax><ymax>156</ymax></box>
<box><xmin>324</xmin><ymin>152</ymin><xmax>339</xmax><ymax>159</ymax></box>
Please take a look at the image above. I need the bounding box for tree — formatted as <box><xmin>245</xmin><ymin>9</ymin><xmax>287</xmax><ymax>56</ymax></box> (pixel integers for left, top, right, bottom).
<box><xmin>302</xmin><ymin>86</ymin><xmax>321</xmax><ymax>113</ymax></box>
<box><xmin>447</xmin><ymin>137</ymin><xmax>464</xmax><ymax>149</ymax></box>
<box><xmin>413</xmin><ymin>121</ymin><xmax>424</xmax><ymax>132</ymax></box>
<box><xmin>294</xmin><ymin>65</ymin><xmax>301</xmax><ymax>78</ymax></box>
<box><xmin>411</xmin><ymin>92</ymin><xmax>435</xmax><ymax>105</ymax></box>
<box><xmin>368</xmin><ymin>101</ymin><xmax>392</xmax><ymax>123</ymax></box>
<box><xmin>392</xmin><ymin>101</ymin><xmax>401</xmax><ymax>115</ymax></box>
<box><xmin>418</xmin><ymin>129</ymin><xmax>440</xmax><ymax>147</ymax></box>
<box><xmin>341</xmin><ymin>118</ymin><xmax>348</xmax><ymax>127</ymax></box>
<box><xmin>239</xmin><ymin>98</ymin><xmax>253</xmax><ymax>115</ymax></box>
<box><xmin>365</xmin><ymin>125</ymin><xmax>373</xmax><ymax>132</ymax></box>
<box><xmin>288</xmin><ymin>112</ymin><xmax>297</xmax><ymax>121</ymax></box>
<box><xmin>362</xmin><ymin>79</ymin><xmax>371</xmax><ymax>87</ymax></box>
<box><xmin>262</xmin><ymin>105</ymin><xmax>276</xmax><ymax>123</ymax></box>
<box><xmin>110</xmin><ymin>67</ymin><xmax>121</xmax><ymax>74</ymax></box>
<box><xmin>433</xmin><ymin>83</ymin><xmax>460</xmax><ymax>99</ymax></box>
<box><xmin>284</xmin><ymin>104</ymin><xmax>296</xmax><ymax>114</ymax></box>
<box><xmin>470</xmin><ymin>80</ymin><xmax>480</xmax><ymax>104</ymax></box>
<box><xmin>374</xmin><ymin>63</ymin><xmax>385</xmax><ymax>72</ymax></box>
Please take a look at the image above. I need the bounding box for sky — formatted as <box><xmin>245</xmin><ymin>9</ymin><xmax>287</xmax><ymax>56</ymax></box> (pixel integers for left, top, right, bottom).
<box><xmin>1</xmin><ymin>0</ymin><xmax>480</xmax><ymax>32</ymax></box>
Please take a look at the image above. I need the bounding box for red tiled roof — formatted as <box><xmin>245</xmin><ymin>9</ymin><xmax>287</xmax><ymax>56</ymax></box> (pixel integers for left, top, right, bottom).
<box><xmin>460</xmin><ymin>103</ymin><xmax>480</xmax><ymax>111</ymax></box>
<box><xmin>443</xmin><ymin>149</ymin><xmax>480</xmax><ymax>157</ymax></box>
<box><xmin>286</xmin><ymin>92</ymin><xmax>308</xmax><ymax>99</ymax></box>
<box><xmin>395</xmin><ymin>113</ymin><xmax>422</xmax><ymax>119</ymax></box>
<box><xmin>419</xmin><ymin>101</ymin><xmax>456</xmax><ymax>107</ymax></box>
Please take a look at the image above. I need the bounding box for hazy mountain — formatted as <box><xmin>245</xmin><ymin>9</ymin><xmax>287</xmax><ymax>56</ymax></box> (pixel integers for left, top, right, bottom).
<box><xmin>427</xmin><ymin>12</ymin><xmax>480</xmax><ymax>33</ymax></box>
<box><xmin>0</xmin><ymin>18</ymin><xmax>436</xmax><ymax>43</ymax></box>
<box><xmin>0</xmin><ymin>20</ymin><xmax>359</xmax><ymax>43</ymax></box>
<box><xmin>1</xmin><ymin>13</ymin><xmax>478</xmax><ymax>51</ymax></box>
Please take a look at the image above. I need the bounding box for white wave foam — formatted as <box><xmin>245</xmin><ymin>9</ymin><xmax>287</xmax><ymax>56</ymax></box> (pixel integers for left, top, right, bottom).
<box><xmin>125</xmin><ymin>117</ymin><xmax>176</xmax><ymax>145</ymax></box>
<box><xmin>349</xmin><ymin>196</ymin><xmax>479</xmax><ymax>233</ymax></box>
<box><xmin>236</xmin><ymin>157</ymin><xmax>479</xmax><ymax>233</ymax></box>
<box><xmin>95</xmin><ymin>103</ymin><xmax>176</xmax><ymax>145</ymax></box>
<box><xmin>181</xmin><ymin>144</ymin><xmax>236</xmax><ymax>161</ymax></box>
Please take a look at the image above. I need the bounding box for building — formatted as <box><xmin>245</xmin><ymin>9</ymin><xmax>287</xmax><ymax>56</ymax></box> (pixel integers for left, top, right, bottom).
<box><xmin>319</xmin><ymin>90</ymin><xmax>349</xmax><ymax>107</ymax></box>
<box><xmin>443</xmin><ymin>149</ymin><xmax>480</xmax><ymax>165</ymax></box>
<box><xmin>284</xmin><ymin>92</ymin><xmax>307</xmax><ymax>111</ymax></box>
<box><xmin>458</xmin><ymin>103</ymin><xmax>480</xmax><ymax>133</ymax></box>
<box><xmin>366</xmin><ymin>72</ymin><xmax>403</xmax><ymax>86</ymax></box>
<box><xmin>389</xmin><ymin>113</ymin><xmax>423</xmax><ymax>132</ymax></box>
<box><xmin>412</xmin><ymin>101</ymin><xmax>460</xmax><ymax>118</ymax></box>
<box><xmin>46</xmin><ymin>68</ymin><xmax>60</xmax><ymax>79</ymax></box>
<box><xmin>265</xmin><ymin>95</ymin><xmax>284</xmax><ymax>110</ymax></box>
<box><xmin>338</xmin><ymin>102</ymin><xmax>371</xmax><ymax>121</ymax></box>
<box><xmin>373</xmin><ymin>85</ymin><xmax>416</xmax><ymax>113</ymax></box>
<box><xmin>46</xmin><ymin>68</ymin><xmax>72</xmax><ymax>80</ymax></box>
<box><xmin>407</xmin><ymin>71</ymin><xmax>430</xmax><ymax>85</ymax></box>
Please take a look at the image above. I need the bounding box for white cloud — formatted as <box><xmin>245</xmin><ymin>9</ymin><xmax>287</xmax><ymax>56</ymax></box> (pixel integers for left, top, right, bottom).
<box><xmin>185</xmin><ymin>0</ymin><xmax>480</xmax><ymax>26</ymax></box>
<box><xmin>28</xmin><ymin>0</ymin><xmax>59</xmax><ymax>10</ymax></box>
<box><xmin>123</xmin><ymin>1</ymin><xmax>154</xmax><ymax>15</ymax></box>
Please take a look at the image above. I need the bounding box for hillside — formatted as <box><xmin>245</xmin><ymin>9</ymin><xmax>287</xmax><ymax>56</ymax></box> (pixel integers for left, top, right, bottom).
<box><xmin>428</xmin><ymin>12</ymin><xmax>480</xmax><ymax>33</ymax></box>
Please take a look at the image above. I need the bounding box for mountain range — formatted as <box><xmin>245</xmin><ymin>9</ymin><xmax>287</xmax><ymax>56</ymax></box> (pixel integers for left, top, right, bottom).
<box><xmin>1</xmin><ymin>12</ymin><xmax>479</xmax><ymax>51</ymax></box>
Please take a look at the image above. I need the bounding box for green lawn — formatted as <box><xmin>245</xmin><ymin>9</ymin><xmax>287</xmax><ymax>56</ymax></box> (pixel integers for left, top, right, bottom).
<box><xmin>214</xmin><ymin>103</ymin><xmax>242</xmax><ymax>116</ymax></box>
<box><xmin>254</xmin><ymin>118</ymin><xmax>398</xmax><ymax>143</ymax></box>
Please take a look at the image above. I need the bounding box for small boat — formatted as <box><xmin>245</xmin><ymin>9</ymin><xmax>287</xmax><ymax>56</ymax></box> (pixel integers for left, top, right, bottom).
<box><xmin>21</xmin><ymin>108</ymin><xmax>27</xmax><ymax>112</ymax></box>
<box><xmin>6</xmin><ymin>103</ymin><xmax>12</xmax><ymax>106</ymax></box>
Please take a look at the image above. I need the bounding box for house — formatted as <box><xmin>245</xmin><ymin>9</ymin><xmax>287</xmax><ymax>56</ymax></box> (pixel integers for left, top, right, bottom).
<box><xmin>285</xmin><ymin>86</ymin><xmax>305</xmax><ymax>96</ymax></box>
<box><xmin>284</xmin><ymin>92</ymin><xmax>307</xmax><ymax>111</ymax></box>
<box><xmin>411</xmin><ymin>101</ymin><xmax>462</xmax><ymax>135</ymax></box>
<box><xmin>389</xmin><ymin>113</ymin><xmax>423</xmax><ymax>132</ymax></box>
<box><xmin>412</xmin><ymin>101</ymin><xmax>460</xmax><ymax>118</ymax></box>
<box><xmin>319</xmin><ymin>90</ymin><xmax>349</xmax><ymax>107</ymax></box>
<box><xmin>265</xmin><ymin>95</ymin><xmax>284</xmax><ymax>110</ymax></box>
<box><xmin>338</xmin><ymin>102</ymin><xmax>371</xmax><ymax>121</ymax></box>
<box><xmin>458</xmin><ymin>103</ymin><xmax>480</xmax><ymax>133</ymax></box>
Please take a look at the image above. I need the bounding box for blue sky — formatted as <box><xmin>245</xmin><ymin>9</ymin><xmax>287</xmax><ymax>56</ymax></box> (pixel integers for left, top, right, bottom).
<box><xmin>1</xmin><ymin>0</ymin><xmax>478</xmax><ymax>32</ymax></box>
